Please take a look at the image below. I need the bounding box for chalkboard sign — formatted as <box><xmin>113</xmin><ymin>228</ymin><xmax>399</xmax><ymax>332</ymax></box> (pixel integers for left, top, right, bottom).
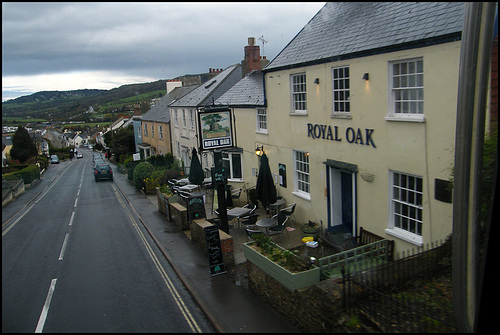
<box><xmin>187</xmin><ymin>195</ymin><xmax>206</xmax><ymax>221</ymax></box>
<box><xmin>204</xmin><ymin>225</ymin><xmax>226</xmax><ymax>276</ymax></box>
<box><xmin>211</xmin><ymin>166</ymin><xmax>227</xmax><ymax>185</ymax></box>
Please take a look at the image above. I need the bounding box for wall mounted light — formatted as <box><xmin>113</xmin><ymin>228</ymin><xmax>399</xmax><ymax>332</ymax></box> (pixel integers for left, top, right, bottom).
<box><xmin>314</xmin><ymin>78</ymin><xmax>320</xmax><ymax>84</ymax></box>
<box><xmin>255</xmin><ymin>145</ymin><xmax>264</xmax><ymax>156</ymax></box>
<box><xmin>362</xmin><ymin>73</ymin><xmax>369</xmax><ymax>81</ymax></box>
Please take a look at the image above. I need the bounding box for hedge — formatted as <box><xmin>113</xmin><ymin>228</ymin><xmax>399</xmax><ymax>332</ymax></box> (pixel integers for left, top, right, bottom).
<box><xmin>3</xmin><ymin>164</ymin><xmax>40</xmax><ymax>184</ymax></box>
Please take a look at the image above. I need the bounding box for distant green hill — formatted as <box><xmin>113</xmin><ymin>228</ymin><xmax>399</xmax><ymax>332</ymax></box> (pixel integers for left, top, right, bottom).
<box><xmin>2</xmin><ymin>72</ymin><xmax>216</xmax><ymax>123</ymax></box>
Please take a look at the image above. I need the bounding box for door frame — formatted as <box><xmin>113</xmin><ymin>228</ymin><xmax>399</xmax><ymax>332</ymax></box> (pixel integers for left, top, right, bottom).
<box><xmin>324</xmin><ymin>159</ymin><xmax>358</xmax><ymax>236</ymax></box>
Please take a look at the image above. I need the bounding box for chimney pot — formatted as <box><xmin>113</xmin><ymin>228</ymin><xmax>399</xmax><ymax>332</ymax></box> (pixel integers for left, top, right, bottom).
<box><xmin>248</xmin><ymin>37</ymin><xmax>255</xmax><ymax>46</ymax></box>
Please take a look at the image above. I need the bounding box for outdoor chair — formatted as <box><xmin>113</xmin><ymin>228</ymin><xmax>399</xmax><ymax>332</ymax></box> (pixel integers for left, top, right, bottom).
<box><xmin>231</xmin><ymin>187</ymin><xmax>242</xmax><ymax>200</ymax></box>
<box><xmin>240</xmin><ymin>213</ymin><xmax>259</xmax><ymax>226</ymax></box>
<box><xmin>244</xmin><ymin>224</ymin><xmax>265</xmax><ymax>240</ymax></box>
<box><xmin>268</xmin><ymin>212</ymin><xmax>290</xmax><ymax>240</ymax></box>
<box><xmin>280</xmin><ymin>203</ymin><xmax>296</xmax><ymax>227</ymax></box>
<box><xmin>242</xmin><ymin>203</ymin><xmax>257</xmax><ymax>214</ymax></box>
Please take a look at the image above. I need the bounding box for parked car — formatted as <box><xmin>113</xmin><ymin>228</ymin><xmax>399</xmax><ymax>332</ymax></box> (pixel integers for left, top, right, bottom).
<box><xmin>94</xmin><ymin>163</ymin><xmax>113</xmax><ymax>181</ymax></box>
<box><xmin>76</xmin><ymin>151</ymin><xmax>83</xmax><ymax>159</ymax></box>
<box><xmin>50</xmin><ymin>155</ymin><xmax>59</xmax><ymax>164</ymax></box>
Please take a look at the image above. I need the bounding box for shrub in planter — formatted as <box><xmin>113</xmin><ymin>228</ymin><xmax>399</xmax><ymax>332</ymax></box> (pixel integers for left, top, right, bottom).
<box><xmin>133</xmin><ymin>162</ymin><xmax>155</xmax><ymax>191</ymax></box>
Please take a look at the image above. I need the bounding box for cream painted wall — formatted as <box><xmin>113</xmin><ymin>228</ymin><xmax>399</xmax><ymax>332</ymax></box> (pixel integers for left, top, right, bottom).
<box><xmin>250</xmin><ymin>41</ymin><xmax>462</xmax><ymax>255</ymax></box>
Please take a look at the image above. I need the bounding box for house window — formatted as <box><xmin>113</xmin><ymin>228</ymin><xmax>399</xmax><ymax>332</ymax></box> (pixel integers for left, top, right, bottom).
<box><xmin>290</xmin><ymin>73</ymin><xmax>307</xmax><ymax>114</ymax></box>
<box><xmin>293</xmin><ymin>150</ymin><xmax>310</xmax><ymax>197</ymax></box>
<box><xmin>332</xmin><ymin>66</ymin><xmax>350</xmax><ymax>113</ymax></box>
<box><xmin>143</xmin><ymin>123</ymin><xmax>148</xmax><ymax>137</ymax></box>
<box><xmin>389</xmin><ymin>58</ymin><xmax>424</xmax><ymax>119</ymax></box>
<box><xmin>174</xmin><ymin>109</ymin><xmax>179</xmax><ymax>127</ymax></box>
<box><xmin>182</xmin><ymin>109</ymin><xmax>187</xmax><ymax>128</ymax></box>
<box><xmin>159</xmin><ymin>125</ymin><xmax>163</xmax><ymax>140</ymax></box>
<box><xmin>189</xmin><ymin>109</ymin><xmax>195</xmax><ymax>129</ymax></box>
<box><xmin>151</xmin><ymin>124</ymin><xmax>154</xmax><ymax>138</ymax></box>
<box><xmin>387</xmin><ymin>171</ymin><xmax>423</xmax><ymax>245</ymax></box>
<box><xmin>256</xmin><ymin>108</ymin><xmax>267</xmax><ymax>133</ymax></box>
<box><xmin>222</xmin><ymin>152</ymin><xmax>242</xmax><ymax>180</ymax></box>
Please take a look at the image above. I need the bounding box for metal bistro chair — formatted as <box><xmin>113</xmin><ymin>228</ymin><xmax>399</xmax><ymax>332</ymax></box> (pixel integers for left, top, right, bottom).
<box><xmin>242</xmin><ymin>203</ymin><xmax>257</xmax><ymax>215</ymax></box>
<box><xmin>240</xmin><ymin>213</ymin><xmax>259</xmax><ymax>226</ymax></box>
<box><xmin>280</xmin><ymin>203</ymin><xmax>296</xmax><ymax>227</ymax></box>
<box><xmin>267</xmin><ymin>212</ymin><xmax>290</xmax><ymax>240</ymax></box>
<box><xmin>244</xmin><ymin>224</ymin><xmax>265</xmax><ymax>241</ymax></box>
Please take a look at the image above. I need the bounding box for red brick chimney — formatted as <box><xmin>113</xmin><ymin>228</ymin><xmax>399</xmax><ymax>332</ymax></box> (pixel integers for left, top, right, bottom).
<box><xmin>243</xmin><ymin>37</ymin><xmax>262</xmax><ymax>75</ymax></box>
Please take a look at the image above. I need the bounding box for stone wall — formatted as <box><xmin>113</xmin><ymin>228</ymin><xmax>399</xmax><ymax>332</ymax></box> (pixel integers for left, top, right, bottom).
<box><xmin>169</xmin><ymin>202</ymin><xmax>189</xmax><ymax>230</ymax></box>
<box><xmin>247</xmin><ymin>261</ymin><xmax>346</xmax><ymax>332</ymax></box>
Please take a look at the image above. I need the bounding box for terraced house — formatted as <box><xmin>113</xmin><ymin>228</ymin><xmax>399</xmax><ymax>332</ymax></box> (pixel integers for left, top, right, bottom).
<box><xmin>217</xmin><ymin>2</ymin><xmax>476</xmax><ymax>255</ymax></box>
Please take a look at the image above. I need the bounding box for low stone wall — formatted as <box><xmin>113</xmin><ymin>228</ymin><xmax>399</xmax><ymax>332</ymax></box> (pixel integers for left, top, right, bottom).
<box><xmin>170</xmin><ymin>202</ymin><xmax>189</xmax><ymax>230</ymax></box>
<box><xmin>247</xmin><ymin>261</ymin><xmax>346</xmax><ymax>332</ymax></box>
<box><xmin>190</xmin><ymin>219</ymin><xmax>235</xmax><ymax>269</ymax></box>
<box><xmin>2</xmin><ymin>179</ymin><xmax>25</xmax><ymax>207</ymax></box>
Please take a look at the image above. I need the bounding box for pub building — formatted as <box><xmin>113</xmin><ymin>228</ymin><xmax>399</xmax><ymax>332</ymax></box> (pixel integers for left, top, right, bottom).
<box><xmin>214</xmin><ymin>2</ymin><xmax>494</xmax><ymax>255</ymax></box>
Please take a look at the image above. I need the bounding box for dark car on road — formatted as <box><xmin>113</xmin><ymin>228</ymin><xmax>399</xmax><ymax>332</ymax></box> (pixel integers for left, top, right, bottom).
<box><xmin>94</xmin><ymin>163</ymin><xmax>113</xmax><ymax>181</ymax></box>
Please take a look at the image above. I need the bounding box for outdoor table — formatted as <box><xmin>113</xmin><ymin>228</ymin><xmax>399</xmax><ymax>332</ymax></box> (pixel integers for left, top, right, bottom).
<box><xmin>178</xmin><ymin>184</ymin><xmax>200</xmax><ymax>193</ymax></box>
<box><xmin>226</xmin><ymin>207</ymin><xmax>252</xmax><ymax>228</ymax></box>
<box><xmin>269</xmin><ymin>198</ymin><xmax>286</xmax><ymax>215</ymax></box>
<box><xmin>256</xmin><ymin>217</ymin><xmax>277</xmax><ymax>235</ymax></box>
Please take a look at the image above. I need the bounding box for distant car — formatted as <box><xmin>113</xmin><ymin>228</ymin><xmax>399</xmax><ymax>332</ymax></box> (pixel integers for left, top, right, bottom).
<box><xmin>50</xmin><ymin>155</ymin><xmax>59</xmax><ymax>164</ymax></box>
<box><xmin>76</xmin><ymin>151</ymin><xmax>83</xmax><ymax>159</ymax></box>
<box><xmin>94</xmin><ymin>163</ymin><xmax>113</xmax><ymax>181</ymax></box>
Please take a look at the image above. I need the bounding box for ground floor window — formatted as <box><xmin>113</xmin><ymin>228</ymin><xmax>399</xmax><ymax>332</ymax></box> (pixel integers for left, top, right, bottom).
<box><xmin>293</xmin><ymin>150</ymin><xmax>310</xmax><ymax>198</ymax></box>
<box><xmin>222</xmin><ymin>152</ymin><xmax>242</xmax><ymax>180</ymax></box>
<box><xmin>387</xmin><ymin>170</ymin><xmax>423</xmax><ymax>245</ymax></box>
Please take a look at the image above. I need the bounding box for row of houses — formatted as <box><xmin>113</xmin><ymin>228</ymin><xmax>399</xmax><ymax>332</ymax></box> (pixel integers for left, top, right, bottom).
<box><xmin>130</xmin><ymin>2</ymin><xmax>497</xmax><ymax>255</ymax></box>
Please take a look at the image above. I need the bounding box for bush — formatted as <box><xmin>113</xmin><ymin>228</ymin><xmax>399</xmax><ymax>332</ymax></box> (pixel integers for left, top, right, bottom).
<box><xmin>133</xmin><ymin>162</ymin><xmax>155</xmax><ymax>191</ymax></box>
<box><xmin>3</xmin><ymin>164</ymin><xmax>40</xmax><ymax>184</ymax></box>
<box><xmin>124</xmin><ymin>157</ymin><xmax>140</xmax><ymax>180</ymax></box>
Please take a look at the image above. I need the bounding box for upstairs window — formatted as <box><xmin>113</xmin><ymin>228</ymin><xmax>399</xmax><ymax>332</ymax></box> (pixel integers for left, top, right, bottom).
<box><xmin>332</xmin><ymin>66</ymin><xmax>350</xmax><ymax>114</ymax></box>
<box><xmin>143</xmin><ymin>123</ymin><xmax>148</xmax><ymax>137</ymax></box>
<box><xmin>256</xmin><ymin>108</ymin><xmax>267</xmax><ymax>133</ymax></box>
<box><xmin>388</xmin><ymin>58</ymin><xmax>424</xmax><ymax>120</ymax></box>
<box><xmin>189</xmin><ymin>109</ymin><xmax>195</xmax><ymax>129</ymax></box>
<box><xmin>159</xmin><ymin>125</ymin><xmax>163</xmax><ymax>140</ymax></box>
<box><xmin>290</xmin><ymin>73</ymin><xmax>307</xmax><ymax>114</ymax></box>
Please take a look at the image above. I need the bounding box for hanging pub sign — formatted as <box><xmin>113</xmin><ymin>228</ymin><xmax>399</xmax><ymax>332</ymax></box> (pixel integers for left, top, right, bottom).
<box><xmin>198</xmin><ymin>107</ymin><xmax>234</xmax><ymax>151</ymax></box>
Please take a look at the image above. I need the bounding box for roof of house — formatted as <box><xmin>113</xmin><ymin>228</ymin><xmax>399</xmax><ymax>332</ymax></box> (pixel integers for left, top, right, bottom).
<box><xmin>264</xmin><ymin>2</ymin><xmax>465</xmax><ymax>72</ymax></box>
<box><xmin>169</xmin><ymin>64</ymin><xmax>242</xmax><ymax>108</ymax></box>
<box><xmin>214</xmin><ymin>70</ymin><xmax>264</xmax><ymax>108</ymax></box>
<box><xmin>141</xmin><ymin>85</ymin><xmax>198</xmax><ymax>123</ymax></box>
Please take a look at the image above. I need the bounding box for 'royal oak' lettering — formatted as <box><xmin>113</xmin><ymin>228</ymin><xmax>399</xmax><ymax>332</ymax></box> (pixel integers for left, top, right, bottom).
<box><xmin>307</xmin><ymin>123</ymin><xmax>376</xmax><ymax>148</ymax></box>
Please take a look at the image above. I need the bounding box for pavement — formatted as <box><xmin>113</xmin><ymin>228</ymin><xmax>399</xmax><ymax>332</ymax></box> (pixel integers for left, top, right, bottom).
<box><xmin>109</xmin><ymin>162</ymin><xmax>302</xmax><ymax>333</ymax></box>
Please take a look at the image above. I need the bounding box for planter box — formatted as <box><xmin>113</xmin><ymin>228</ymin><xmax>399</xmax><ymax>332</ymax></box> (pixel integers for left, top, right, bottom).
<box><xmin>243</xmin><ymin>241</ymin><xmax>320</xmax><ymax>291</ymax></box>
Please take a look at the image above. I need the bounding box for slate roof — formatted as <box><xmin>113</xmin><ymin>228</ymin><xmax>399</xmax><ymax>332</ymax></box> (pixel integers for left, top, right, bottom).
<box><xmin>265</xmin><ymin>2</ymin><xmax>465</xmax><ymax>72</ymax></box>
<box><xmin>214</xmin><ymin>70</ymin><xmax>264</xmax><ymax>107</ymax></box>
<box><xmin>169</xmin><ymin>64</ymin><xmax>242</xmax><ymax>108</ymax></box>
<box><xmin>141</xmin><ymin>85</ymin><xmax>198</xmax><ymax>123</ymax></box>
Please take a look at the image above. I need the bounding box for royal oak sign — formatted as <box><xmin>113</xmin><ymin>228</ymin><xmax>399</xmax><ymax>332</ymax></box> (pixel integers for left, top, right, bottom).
<box><xmin>307</xmin><ymin>123</ymin><xmax>376</xmax><ymax>148</ymax></box>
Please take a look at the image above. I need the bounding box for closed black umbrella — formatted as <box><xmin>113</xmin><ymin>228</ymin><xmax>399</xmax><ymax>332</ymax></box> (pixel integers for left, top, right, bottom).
<box><xmin>188</xmin><ymin>148</ymin><xmax>205</xmax><ymax>185</ymax></box>
<box><xmin>255</xmin><ymin>153</ymin><xmax>277</xmax><ymax>212</ymax></box>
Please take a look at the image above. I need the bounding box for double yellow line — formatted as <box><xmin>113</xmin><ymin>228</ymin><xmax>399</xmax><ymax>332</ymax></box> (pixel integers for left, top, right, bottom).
<box><xmin>112</xmin><ymin>184</ymin><xmax>202</xmax><ymax>333</ymax></box>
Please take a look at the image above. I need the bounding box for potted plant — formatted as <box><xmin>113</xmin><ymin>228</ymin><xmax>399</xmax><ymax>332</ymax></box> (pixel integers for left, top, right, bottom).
<box><xmin>302</xmin><ymin>220</ymin><xmax>320</xmax><ymax>240</ymax></box>
<box><xmin>243</xmin><ymin>235</ymin><xmax>320</xmax><ymax>291</ymax></box>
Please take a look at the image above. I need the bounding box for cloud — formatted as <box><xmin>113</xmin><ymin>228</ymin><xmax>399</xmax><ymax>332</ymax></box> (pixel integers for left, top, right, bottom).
<box><xmin>2</xmin><ymin>2</ymin><xmax>325</xmax><ymax>101</ymax></box>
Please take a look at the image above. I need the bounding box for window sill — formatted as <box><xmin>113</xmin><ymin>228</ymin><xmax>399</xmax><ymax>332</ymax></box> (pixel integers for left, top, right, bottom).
<box><xmin>292</xmin><ymin>191</ymin><xmax>311</xmax><ymax>201</ymax></box>
<box><xmin>255</xmin><ymin>130</ymin><xmax>268</xmax><ymax>135</ymax></box>
<box><xmin>331</xmin><ymin>113</ymin><xmax>352</xmax><ymax>119</ymax></box>
<box><xmin>385</xmin><ymin>228</ymin><xmax>423</xmax><ymax>247</ymax></box>
<box><xmin>384</xmin><ymin>116</ymin><xmax>426</xmax><ymax>123</ymax></box>
<box><xmin>289</xmin><ymin>112</ymin><xmax>308</xmax><ymax>116</ymax></box>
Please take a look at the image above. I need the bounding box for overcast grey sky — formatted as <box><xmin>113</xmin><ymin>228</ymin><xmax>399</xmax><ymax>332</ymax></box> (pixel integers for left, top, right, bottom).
<box><xmin>2</xmin><ymin>2</ymin><xmax>325</xmax><ymax>102</ymax></box>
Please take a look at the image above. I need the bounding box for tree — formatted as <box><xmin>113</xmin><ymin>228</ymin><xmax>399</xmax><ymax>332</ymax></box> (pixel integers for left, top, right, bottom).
<box><xmin>105</xmin><ymin>125</ymin><xmax>135</xmax><ymax>164</ymax></box>
<box><xmin>10</xmin><ymin>126</ymin><xmax>37</xmax><ymax>163</ymax></box>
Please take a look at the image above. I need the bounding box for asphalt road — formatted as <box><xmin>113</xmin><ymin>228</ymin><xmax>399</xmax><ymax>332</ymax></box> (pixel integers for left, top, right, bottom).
<box><xmin>2</xmin><ymin>150</ymin><xmax>214</xmax><ymax>332</ymax></box>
